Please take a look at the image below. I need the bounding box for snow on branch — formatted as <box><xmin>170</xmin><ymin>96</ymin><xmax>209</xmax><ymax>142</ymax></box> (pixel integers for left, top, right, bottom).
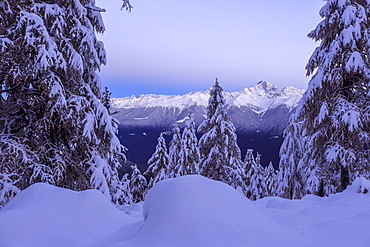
<box><xmin>121</xmin><ymin>0</ymin><xmax>133</xmax><ymax>12</ymax></box>
<box><xmin>345</xmin><ymin>52</ymin><xmax>364</xmax><ymax>73</ymax></box>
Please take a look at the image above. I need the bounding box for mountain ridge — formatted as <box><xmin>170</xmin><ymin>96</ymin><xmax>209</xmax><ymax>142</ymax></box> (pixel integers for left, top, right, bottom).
<box><xmin>111</xmin><ymin>81</ymin><xmax>305</xmax><ymax>132</ymax></box>
<box><xmin>112</xmin><ymin>81</ymin><xmax>304</xmax><ymax>115</ymax></box>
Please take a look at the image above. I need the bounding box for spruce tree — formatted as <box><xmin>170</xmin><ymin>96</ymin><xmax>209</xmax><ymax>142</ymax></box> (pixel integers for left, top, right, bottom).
<box><xmin>0</xmin><ymin>0</ymin><xmax>132</xmax><ymax>206</ymax></box>
<box><xmin>129</xmin><ymin>165</ymin><xmax>147</xmax><ymax>203</ymax></box>
<box><xmin>281</xmin><ymin>0</ymin><xmax>370</xmax><ymax>196</ymax></box>
<box><xmin>244</xmin><ymin>150</ymin><xmax>268</xmax><ymax>200</ymax></box>
<box><xmin>145</xmin><ymin>132</ymin><xmax>169</xmax><ymax>188</ymax></box>
<box><xmin>249</xmin><ymin>153</ymin><xmax>267</xmax><ymax>200</ymax></box>
<box><xmin>120</xmin><ymin>173</ymin><xmax>133</xmax><ymax>204</ymax></box>
<box><xmin>265</xmin><ymin>162</ymin><xmax>277</xmax><ymax>197</ymax></box>
<box><xmin>277</xmin><ymin>116</ymin><xmax>305</xmax><ymax>199</ymax></box>
<box><xmin>177</xmin><ymin>114</ymin><xmax>200</xmax><ymax>176</ymax></box>
<box><xmin>243</xmin><ymin>149</ymin><xmax>256</xmax><ymax>198</ymax></box>
<box><xmin>167</xmin><ymin>126</ymin><xmax>182</xmax><ymax>178</ymax></box>
<box><xmin>198</xmin><ymin>79</ymin><xmax>245</xmax><ymax>190</ymax></box>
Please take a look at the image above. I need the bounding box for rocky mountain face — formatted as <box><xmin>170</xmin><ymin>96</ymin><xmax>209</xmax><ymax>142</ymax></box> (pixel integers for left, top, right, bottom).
<box><xmin>112</xmin><ymin>81</ymin><xmax>305</xmax><ymax>169</ymax></box>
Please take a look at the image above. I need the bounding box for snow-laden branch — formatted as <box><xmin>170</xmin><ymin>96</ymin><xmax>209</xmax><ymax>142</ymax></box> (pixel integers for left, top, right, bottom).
<box><xmin>121</xmin><ymin>0</ymin><xmax>133</xmax><ymax>12</ymax></box>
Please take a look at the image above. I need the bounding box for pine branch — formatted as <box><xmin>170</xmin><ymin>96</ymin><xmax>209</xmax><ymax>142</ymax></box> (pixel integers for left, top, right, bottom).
<box><xmin>85</xmin><ymin>6</ymin><xmax>106</xmax><ymax>13</ymax></box>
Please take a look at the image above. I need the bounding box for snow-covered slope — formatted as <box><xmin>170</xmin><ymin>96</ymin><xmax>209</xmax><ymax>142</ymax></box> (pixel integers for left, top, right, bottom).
<box><xmin>0</xmin><ymin>183</ymin><xmax>136</xmax><ymax>246</ymax></box>
<box><xmin>1</xmin><ymin>176</ymin><xmax>370</xmax><ymax>247</ymax></box>
<box><xmin>111</xmin><ymin>81</ymin><xmax>304</xmax><ymax>133</ymax></box>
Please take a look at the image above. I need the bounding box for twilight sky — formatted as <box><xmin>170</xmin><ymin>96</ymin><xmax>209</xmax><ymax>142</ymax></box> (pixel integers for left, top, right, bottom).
<box><xmin>96</xmin><ymin>0</ymin><xmax>324</xmax><ymax>97</ymax></box>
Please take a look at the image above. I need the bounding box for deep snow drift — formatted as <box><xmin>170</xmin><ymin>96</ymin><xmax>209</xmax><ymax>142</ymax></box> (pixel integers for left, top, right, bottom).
<box><xmin>1</xmin><ymin>176</ymin><xmax>370</xmax><ymax>247</ymax></box>
<box><xmin>0</xmin><ymin>183</ymin><xmax>137</xmax><ymax>246</ymax></box>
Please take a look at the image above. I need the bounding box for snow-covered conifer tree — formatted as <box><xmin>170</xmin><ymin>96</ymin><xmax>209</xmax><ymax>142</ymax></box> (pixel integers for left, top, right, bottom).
<box><xmin>255</xmin><ymin>153</ymin><xmax>261</xmax><ymax>166</ymax></box>
<box><xmin>176</xmin><ymin>114</ymin><xmax>200</xmax><ymax>176</ymax></box>
<box><xmin>111</xmin><ymin>172</ymin><xmax>133</xmax><ymax>205</ymax></box>
<box><xmin>198</xmin><ymin>79</ymin><xmax>245</xmax><ymax>189</ymax></box>
<box><xmin>129</xmin><ymin>165</ymin><xmax>147</xmax><ymax>203</ymax></box>
<box><xmin>265</xmin><ymin>162</ymin><xmax>277</xmax><ymax>197</ymax></box>
<box><xmin>249</xmin><ymin>153</ymin><xmax>267</xmax><ymax>200</ymax></box>
<box><xmin>243</xmin><ymin>149</ymin><xmax>256</xmax><ymax>198</ymax></box>
<box><xmin>282</xmin><ymin>0</ymin><xmax>370</xmax><ymax>196</ymax></box>
<box><xmin>145</xmin><ymin>133</ymin><xmax>170</xmax><ymax>188</ymax></box>
<box><xmin>167</xmin><ymin>126</ymin><xmax>182</xmax><ymax>178</ymax></box>
<box><xmin>0</xmin><ymin>0</ymin><xmax>132</xmax><ymax>206</ymax></box>
<box><xmin>244</xmin><ymin>149</ymin><xmax>255</xmax><ymax>172</ymax></box>
<box><xmin>277</xmin><ymin>116</ymin><xmax>305</xmax><ymax>199</ymax></box>
<box><xmin>244</xmin><ymin>150</ymin><xmax>268</xmax><ymax>199</ymax></box>
<box><xmin>120</xmin><ymin>173</ymin><xmax>133</xmax><ymax>204</ymax></box>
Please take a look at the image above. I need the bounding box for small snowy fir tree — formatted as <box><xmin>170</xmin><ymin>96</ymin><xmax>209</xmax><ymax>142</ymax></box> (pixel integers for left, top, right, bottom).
<box><xmin>120</xmin><ymin>173</ymin><xmax>133</xmax><ymax>203</ymax></box>
<box><xmin>144</xmin><ymin>133</ymin><xmax>170</xmax><ymax>188</ymax></box>
<box><xmin>281</xmin><ymin>0</ymin><xmax>370</xmax><ymax>196</ymax></box>
<box><xmin>277</xmin><ymin>115</ymin><xmax>305</xmax><ymax>199</ymax></box>
<box><xmin>167</xmin><ymin>126</ymin><xmax>182</xmax><ymax>178</ymax></box>
<box><xmin>198</xmin><ymin>79</ymin><xmax>245</xmax><ymax>190</ymax></box>
<box><xmin>265</xmin><ymin>162</ymin><xmax>277</xmax><ymax>197</ymax></box>
<box><xmin>176</xmin><ymin>114</ymin><xmax>200</xmax><ymax>176</ymax></box>
<box><xmin>111</xmin><ymin>172</ymin><xmax>133</xmax><ymax>205</ymax></box>
<box><xmin>249</xmin><ymin>153</ymin><xmax>267</xmax><ymax>200</ymax></box>
<box><xmin>0</xmin><ymin>0</ymin><xmax>132</xmax><ymax>206</ymax></box>
<box><xmin>243</xmin><ymin>149</ymin><xmax>256</xmax><ymax>198</ymax></box>
<box><xmin>129</xmin><ymin>165</ymin><xmax>148</xmax><ymax>203</ymax></box>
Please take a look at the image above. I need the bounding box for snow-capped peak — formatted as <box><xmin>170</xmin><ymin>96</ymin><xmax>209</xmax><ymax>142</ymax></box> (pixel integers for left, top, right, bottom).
<box><xmin>111</xmin><ymin>82</ymin><xmax>305</xmax><ymax>114</ymax></box>
<box><xmin>255</xmin><ymin>80</ymin><xmax>279</xmax><ymax>93</ymax></box>
<box><xmin>226</xmin><ymin>81</ymin><xmax>305</xmax><ymax>114</ymax></box>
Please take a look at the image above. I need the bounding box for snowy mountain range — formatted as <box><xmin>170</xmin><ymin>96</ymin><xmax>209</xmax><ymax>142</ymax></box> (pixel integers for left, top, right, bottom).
<box><xmin>112</xmin><ymin>81</ymin><xmax>305</xmax><ymax>134</ymax></box>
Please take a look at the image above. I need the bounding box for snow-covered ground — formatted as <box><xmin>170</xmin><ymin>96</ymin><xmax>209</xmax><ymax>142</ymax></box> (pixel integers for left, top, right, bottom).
<box><xmin>1</xmin><ymin>175</ymin><xmax>370</xmax><ymax>247</ymax></box>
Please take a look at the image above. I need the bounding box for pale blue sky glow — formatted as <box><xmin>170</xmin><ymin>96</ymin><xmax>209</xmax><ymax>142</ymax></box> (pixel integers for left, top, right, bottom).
<box><xmin>97</xmin><ymin>0</ymin><xmax>324</xmax><ymax>97</ymax></box>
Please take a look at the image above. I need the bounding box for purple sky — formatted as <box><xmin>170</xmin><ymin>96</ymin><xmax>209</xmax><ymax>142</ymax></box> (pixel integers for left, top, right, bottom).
<box><xmin>96</xmin><ymin>0</ymin><xmax>324</xmax><ymax>97</ymax></box>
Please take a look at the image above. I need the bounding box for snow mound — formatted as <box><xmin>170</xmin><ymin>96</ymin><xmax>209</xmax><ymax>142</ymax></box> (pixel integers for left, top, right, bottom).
<box><xmin>2</xmin><ymin>177</ymin><xmax>370</xmax><ymax>246</ymax></box>
<box><xmin>116</xmin><ymin>175</ymin><xmax>299</xmax><ymax>247</ymax></box>
<box><xmin>255</xmin><ymin>178</ymin><xmax>370</xmax><ymax>247</ymax></box>
<box><xmin>0</xmin><ymin>183</ymin><xmax>135</xmax><ymax>247</ymax></box>
<box><xmin>343</xmin><ymin>177</ymin><xmax>370</xmax><ymax>194</ymax></box>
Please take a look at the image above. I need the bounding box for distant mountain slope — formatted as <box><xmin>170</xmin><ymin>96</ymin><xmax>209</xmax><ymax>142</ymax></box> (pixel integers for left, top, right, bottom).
<box><xmin>112</xmin><ymin>81</ymin><xmax>304</xmax><ymax>134</ymax></box>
